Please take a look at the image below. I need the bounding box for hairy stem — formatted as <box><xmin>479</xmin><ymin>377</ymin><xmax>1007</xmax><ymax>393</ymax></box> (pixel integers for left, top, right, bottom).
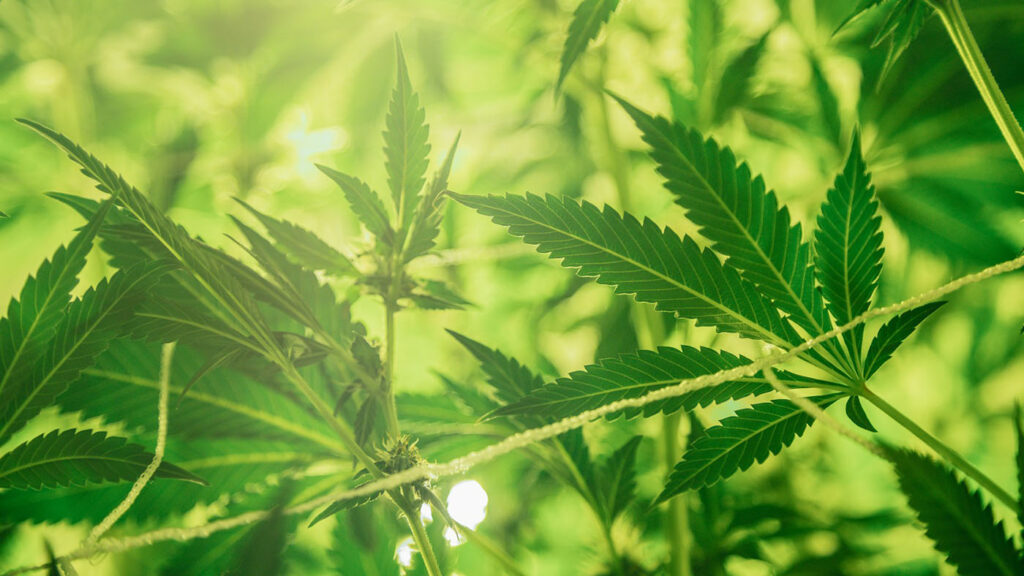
<box><xmin>928</xmin><ymin>0</ymin><xmax>1024</xmax><ymax>174</ymax></box>
<box><xmin>862</xmin><ymin>387</ymin><xmax>1017</xmax><ymax>510</ymax></box>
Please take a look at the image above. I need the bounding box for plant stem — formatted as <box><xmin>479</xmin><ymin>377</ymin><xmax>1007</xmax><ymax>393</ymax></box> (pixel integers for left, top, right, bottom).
<box><xmin>861</xmin><ymin>388</ymin><xmax>1017</xmax><ymax>510</ymax></box>
<box><xmin>401</xmin><ymin>499</ymin><xmax>444</xmax><ymax>576</ymax></box>
<box><xmin>928</xmin><ymin>0</ymin><xmax>1024</xmax><ymax>174</ymax></box>
<box><xmin>662</xmin><ymin>413</ymin><xmax>690</xmax><ymax>576</ymax></box>
<box><xmin>383</xmin><ymin>302</ymin><xmax>401</xmax><ymax>438</ymax></box>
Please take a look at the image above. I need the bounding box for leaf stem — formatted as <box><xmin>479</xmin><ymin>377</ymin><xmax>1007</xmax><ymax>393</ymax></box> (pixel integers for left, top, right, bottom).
<box><xmin>928</xmin><ymin>0</ymin><xmax>1024</xmax><ymax>174</ymax></box>
<box><xmin>400</xmin><ymin>499</ymin><xmax>444</xmax><ymax>576</ymax></box>
<box><xmin>383</xmin><ymin>301</ymin><xmax>401</xmax><ymax>438</ymax></box>
<box><xmin>861</xmin><ymin>387</ymin><xmax>1017</xmax><ymax>510</ymax></box>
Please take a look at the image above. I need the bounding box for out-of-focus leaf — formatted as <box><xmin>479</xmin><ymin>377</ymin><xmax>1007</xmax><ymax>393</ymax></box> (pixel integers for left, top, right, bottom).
<box><xmin>556</xmin><ymin>0</ymin><xmax>619</xmax><ymax>92</ymax></box>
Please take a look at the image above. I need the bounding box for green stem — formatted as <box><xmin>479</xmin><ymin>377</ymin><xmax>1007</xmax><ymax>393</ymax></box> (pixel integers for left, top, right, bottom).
<box><xmin>862</xmin><ymin>388</ymin><xmax>1017</xmax><ymax>510</ymax></box>
<box><xmin>383</xmin><ymin>302</ymin><xmax>401</xmax><ymax>438</ymax></box>
<box><xmin>401</xmin><ymin>499</ymin><xmax>444</xmax><ymax>576</ymax></box>
<box><xmin>456</xmin><ymin>524</ymin><xmax>526</xmax><ymax>576</ymax></box>
<box><xmin>928</xmin><ymin>0</ymin><xmax>1024</xmax><ymax>174</ymax></box>
<box><xmin>662</xmin><ymin>413</ymin><xmax>691</xmax><ymax>576</ymax></box>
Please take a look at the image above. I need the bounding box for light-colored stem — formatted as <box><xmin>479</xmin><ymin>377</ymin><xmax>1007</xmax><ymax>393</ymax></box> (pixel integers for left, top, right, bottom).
<box><xmin>383</xmin><ymin>303</ymin><xmax>401</xmax><ymax>438</ymax></box>
<box><xmin>662</xmin><ymin>413</ymin><xmax>690</xmax><ymax>576</ymax></box>
<box><xmin>862</xmin><ymin>388</ymin><xmax>1017</xmax><ymax>510</ymax></box>
<box><xmin>929</xmin><ymin>0</ymin><xmax>1024</xmax><ymax>174</ymax></box>
<box><xmin>403</xmin><ymin>500</ymin><xmax>444</xmax><ymax>576</ymax></box>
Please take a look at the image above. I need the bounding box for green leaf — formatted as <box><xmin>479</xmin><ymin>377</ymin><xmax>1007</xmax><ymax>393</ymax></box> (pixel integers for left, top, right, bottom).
<box><xmin>656</xmin><ymin>395</ymin><xmax>840</xmax><ymax>503</ymax></box>
<box><xmin>0</xmin><ymin>440</ymin><xmax>312</xmax><ymax>525</ymax></box>
<box><xmin>0</xmin><ymin>194</ymin><xmax>115</xmax><ymax>406</ymax></box>
<box><xmin>556</xmin><ymin>0</ymin><xmax>619</xmax><ymax>92</ymax></box>
<box><xmin>317</xmin><ymin>164</ymin><xmax>394</xmax><ymax>245</ymax></box>
<box><xmin>713</xmin><ymin>31</ymin><xmax>769</xmax><ymax>123</ymax></box>
<box><xmin>0</xmin><ymin>209</ymin><xmax>7</xmax><ymax>218</ymax></box>
<box><xmin>404</xmin><ymin>133</ymin><xmax>460</xmax><ymax>262</ymax></box>
<box><xmin>863</xmin><ymin>301</ymin><xmax>946</xmax><ymax>378</ymax></box>
<box><xmin>226</xmin><ymin>485</ymin><xmax>291</xmax><ymax>576</ymax></box>
<box><xmin>447</xmin><ymin>329</ymin><xmax>543</xmax><ymax>405</ymax></box>
<box><xmin>890</xmin><ymin>448</ymin><xmax>1024</xmax><ymax>576</ymax></box>
<box><xmin>597</xmin><ymin>435</ymin><xmax>642</xmax><ymax>524</ymax></box>
<box><xmin>1014</xmin><ymin>404</ymin><xmax>1024</xmax><ymax>537</ymax></box>
<box><xmin>308</xmin><ymin>483</ymin><xmax>382</xmax><ymax>528</ymax></box>
<box><xmin>492</xmin><ymin>346</ymin><xmax>826</xmax><ymax>421</ymax></box>
<box><xmin>872</xmin><ymin>0</ymin><xmax>930</xmax><ymax>82</ymax></box>
<box><xmin>615</xmin><ymin>99</ymin><xmax>832</xmax><ymax>342</ymax></box>
<box><xmin>331</xmin><ymin>508</ymin><xmax>400</xmax><ymax>576</ymax></box>
<box><xmin>58</xmin><ymin>339</ymin><xmax>344</xmax><ymax>453</ymax></box>
<box><xmin>235</xmin><ymin>199</ymin><xmax>357</xmax><ymax>277</ymax></box>
<box><xmin>834</xmin><ymin>0</ymin><xmax>892</xmax><ymax>33</ymax></box>
<box><xmin>815</xmin><ymin>130</ymin><xmax>884</xmax><ymax>368</ymax></box>
<box><xmin>0</xmin><ymin>429</ymin><xmax>203</xmax><ymax>490</ymax></box>
<box><xmin>0</xmin><ymin>261</ymin><xmax>172</xmax><ymax>446</ymax></box>
<box><xmin>845</xmin><ymin>396</ymin><xmax>877</xmax><ymax>432</ymax></box>
<box><xmin>385</xmin><ymin>37</ymin><xmax>431</xmax><ymax>234</ymax></box>
<box><xmin>18</xmin><ymin>119</ymin><xmax>276</xmax><ymax>357</ymax></box>
<box><xmin>408</xmin><ymin>279</ymin><xmax>472</xmax><ymax>310</ymax></box>
<box><xmin>687</xmin><ymin>0</ymin><xmax>720</xmax><ymax>102</ymax></box>
<box><xmin>451</xmin><ymin>192</ymin><xmax>794</xmax><ymax>344</ymax></box>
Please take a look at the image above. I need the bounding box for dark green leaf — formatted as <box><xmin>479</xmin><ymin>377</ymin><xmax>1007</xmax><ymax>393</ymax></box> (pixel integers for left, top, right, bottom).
<box><xmin>615</xmin><ymin>99</ymin><xmax>833</xmax><ymax>342</ymax></box>
<box><xmin>598</xmin><ymin>435</ymin><xmax>642</xmax><ymax>523</ymax></box>
<box><xmin>713</xmin><ymin>31</ymin><xmax>769</xmax><ymax>123</ymax></box>
<box><xmin>0</xmin><ymin>429</ymin><xmax>203</xmax><ymax>490</ymax></box>
<box><xmin>330</xmin><ymin>508</ymin><xmax>400</xmax><ymax>576</ymax></box>
<box><xmin>0</xmin><ymin>194</ymin><xmax>115</xmax><ymax>410</ymax></box>
<box><xmin>890</xmin><ymin>448</ymin><xmax>1024</xmax><ymax>576</ymax></box>
<box><xmin>447</xmin><ymin>329</ymin><xmax>543</xmax><ymax>405</ymax></box>
<box><xmin>385</xmin><ymin>37</ymin><xmax>431</xmax><ymax>234</ymax></box>
<box><xmin>492</xmin><ymin>346</ymin><xmax>826</xmax><ymax>421</ymax></box>
<box><xmin>845</xmin><ymin>396</ymin><xmax>877</xmax><ymax>432</ymax></box>
<box><xmin>409</xmin><ymin>279</ymin><xmax>472</xmax><ymax>310</ymax></box>
<box><xmin>451</xmin><ymin>193</ymin><xmax>794</xmax><ymax>343</ymax></box>
<box><xmin>656</xmin><ymin>395</ymin><xmax>840</xmax><ymax>503</ymax></box>
<box><xmin>864</xmin><ymin>301</ymin><xmax>945</xmax><ymax>378</ymax></box>
<box><xmin>317</xmin><ymin>164</ymin><xmax>394</xmax><ymax>245</ymax></box>
<box><xmin>235</xmin><ymin>199</ymin><xmax>357</xmax><ymax>277</ymax></box>
<box><xmin>226</xmin><ymin>485</ymin><xmax>291</xmax><ymax>576</ymax></box>
<box><xmin>0</xmin><ymin>260</ymin><xmax>172</xmax><ymax>446</ymax></box>
<box><xmin>556</xmin><ymin>0</ymin><xmax>619</xmax><ymax>92</ymax></box>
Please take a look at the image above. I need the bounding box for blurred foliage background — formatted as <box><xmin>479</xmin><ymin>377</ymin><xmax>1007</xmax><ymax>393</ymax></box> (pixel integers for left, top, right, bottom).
<box><xmin>0</xmin><ymin>0</ymin><xmax>1022</xmax><ymax>574</ymax></box>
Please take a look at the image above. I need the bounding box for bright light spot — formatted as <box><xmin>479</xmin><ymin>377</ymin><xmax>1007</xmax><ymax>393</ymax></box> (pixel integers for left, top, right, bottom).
<box><xmin>284</xmin><ymin>109</ymin><xmax>345</xmax><ymax>178</ymax></box>
<box><xmin>444</xmin><ymin>526</ymin><xmax>464</xmax><ymax>547</ymax></box>
<box><xmin>420</xmin><ymin>502</ymin><xmax>433</xmax><ymax>523</ymax></box>
<box><xmin>396</xmin><ymin>537</ymin><xmax>414</xmax><ymax>568</ymax></box>
<box><xmin>446</xmin><ymin>480</ymin><xmax>488</xmax><ymax>530</ymax></box>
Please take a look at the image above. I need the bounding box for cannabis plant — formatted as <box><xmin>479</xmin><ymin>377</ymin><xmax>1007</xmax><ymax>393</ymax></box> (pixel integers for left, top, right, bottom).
<box><xmin>1</xmin><ymin>0</ymin><xmax>1023</xmax><ymax>575</ymax></box>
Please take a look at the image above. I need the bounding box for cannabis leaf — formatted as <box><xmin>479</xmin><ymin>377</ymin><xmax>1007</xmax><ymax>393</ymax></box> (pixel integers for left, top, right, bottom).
<box><xmin>317</xmin><ymin>165</ymin><xmax>394</xmax><ymax>245</ymax></box>
<box><xmin>385</xmin><ymin>37</ymin><xmax>431</xmax><ymax>235</ymax></box>
<box><xmin>656</xmin><ymin>395</ymin><xmax>840</xmax><ymax>503</ymax></box>
<box><xmin>0</xmin><ymin>429</ymin><xmax>203</xmax><ymax>490</ymax></box>
<box><xmin>0</xmin><ymin>194</ymin><xmax>115</xmax><ymax>405</ymax></box>
<box><xmin>815</xmin><ymin>130</ymin><xmax>884</xmax><ymax>371</ymax></box>
<box><xmin>0</xmin><ymin>261</ymin><xmax>172</xmax><ymax>446</ymax></box>
<box><xmin>863</xmin><ymin>301</ymin><xmax>945</xmax><ymax>378</ymax></box>
<box><xmin>890</xmin><ymin>448</ymin><xmax>1024</xmax><ymax>576</ymax></box>
<box><xmin>235</xmin><ymin>199</ymin><xmax>357</xmax><ymax>277</ymax></box>
<box><xmin>404</xmin><ymin>134</ymin><xmax>460</xmax><ymax>262</ymax></box>
<box><xmin>491</xmin><ymin>346</ymin><xmax>827</xmax><ymax>421</ymax></box>
<box><xmin>836</xmin><ymin>0</ymin><xmax>930</xmax><ymax>81</ymax></box>
<box><xmin>615</xmin><ymin>98</ymin><xmax>832</xmax><ymax>342</ymax></box>
<box><xmin>450</xmin><ymin>193</ymin><xmax>794</xmax><ymax>344</ymax></box>
<box><xmin>447</xmin><ymin>329</ymin><xmax>543</xmax><ymax>405</ymax></box>
<box><xmin>556</xmin><ymin>0</ymin><xmax>619</xmax><ymax>92</ymax></box>
<box><xmin>596</xmin><ymin>435</ymin><xmax>642</xmax><ymax>525</ymax></box>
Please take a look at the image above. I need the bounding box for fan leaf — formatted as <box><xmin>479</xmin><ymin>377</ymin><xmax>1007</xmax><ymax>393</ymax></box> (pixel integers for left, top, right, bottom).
<box><xmin>0</xmin><ymin>429</ymin><xmax>203</xmax><ymax>490</ymax></box>
<box><xmin>317</xmin><ymin>165</ymin><xmax>394</xmax><ymax>245</ymax></box>
<box><xmin>451</xmin><ymin>192</ymin><xmax>794</xmax><ymax>344</ymax></box>
<box><xmin>385</xmin><ymin>37</ymin><xmax>431</xmax><ymax>234</ymax></box>
<box><xmin>864</xmin><ymin>301</ymin><xmax>945</xmax><ymax>378</ymax></box>
<box><xmin>890</xmin><ymin>448</ymin><xmax>1024</xmax><ymax>576</ymax></box>
<box><xmin>492</xmin><ymin>346</ymin><xmax>826</xmax><ymax>421</ymax></box>
<box><xmin>0</xmin><ymin>260</ymin><xmax>172</xmax><ymax>446</ymax></box>
<box><xmin>556</xmin><ymin>0</ymin><xmax>619</xmax><ymax>92</ymax></box>
<box><xmin>235</xmin><ymin>199</ymin><xmax>356</xmax><ymax>277</ymax></box>
<box><xmin>656</xmin><ymin>395</ymin><xmax>840</xmax><ymax>503</ymax></box>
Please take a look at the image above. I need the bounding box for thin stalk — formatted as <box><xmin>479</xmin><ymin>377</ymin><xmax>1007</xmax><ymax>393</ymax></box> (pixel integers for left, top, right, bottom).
<box><xmin>383</xmin><ymin>302</ymin><xmax>401</xmax><ymax>438</ymax></box>
<box><xmin>402</xmin><ymin>500</ymin><xmax>444</xmax><ymax>576</ymax></box>
<box><xmin>862</xmin><ymin>387</ymin><xmax>1017</xmax><ymax>510</ymax></box>
<box><xmin>928</xmin><ymin>0</ymin><xmax>1024</xmax><ymax>174</ymax></box>
<box><xmin>661</xmin><ymin>413</ymin><xmax>690</xmax><ymax>576</ymax></box>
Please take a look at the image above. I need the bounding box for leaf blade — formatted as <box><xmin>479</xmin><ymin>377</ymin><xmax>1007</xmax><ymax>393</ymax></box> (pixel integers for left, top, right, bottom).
<box><xmin>556</xmin><ymin>0</ymin><xmax>619</xmax><ymax>92</ymax></box>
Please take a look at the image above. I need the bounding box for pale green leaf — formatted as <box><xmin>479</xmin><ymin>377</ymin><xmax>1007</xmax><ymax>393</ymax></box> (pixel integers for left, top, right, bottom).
<box><xmin>385</xmin><ymin>37</ymin><xmax>431</xmax><ymax>234</ymax></box>
<box><xmin>556</xmin><ymin>0</ymin><xmax>619</xmax><ymax>92</ymax></box>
